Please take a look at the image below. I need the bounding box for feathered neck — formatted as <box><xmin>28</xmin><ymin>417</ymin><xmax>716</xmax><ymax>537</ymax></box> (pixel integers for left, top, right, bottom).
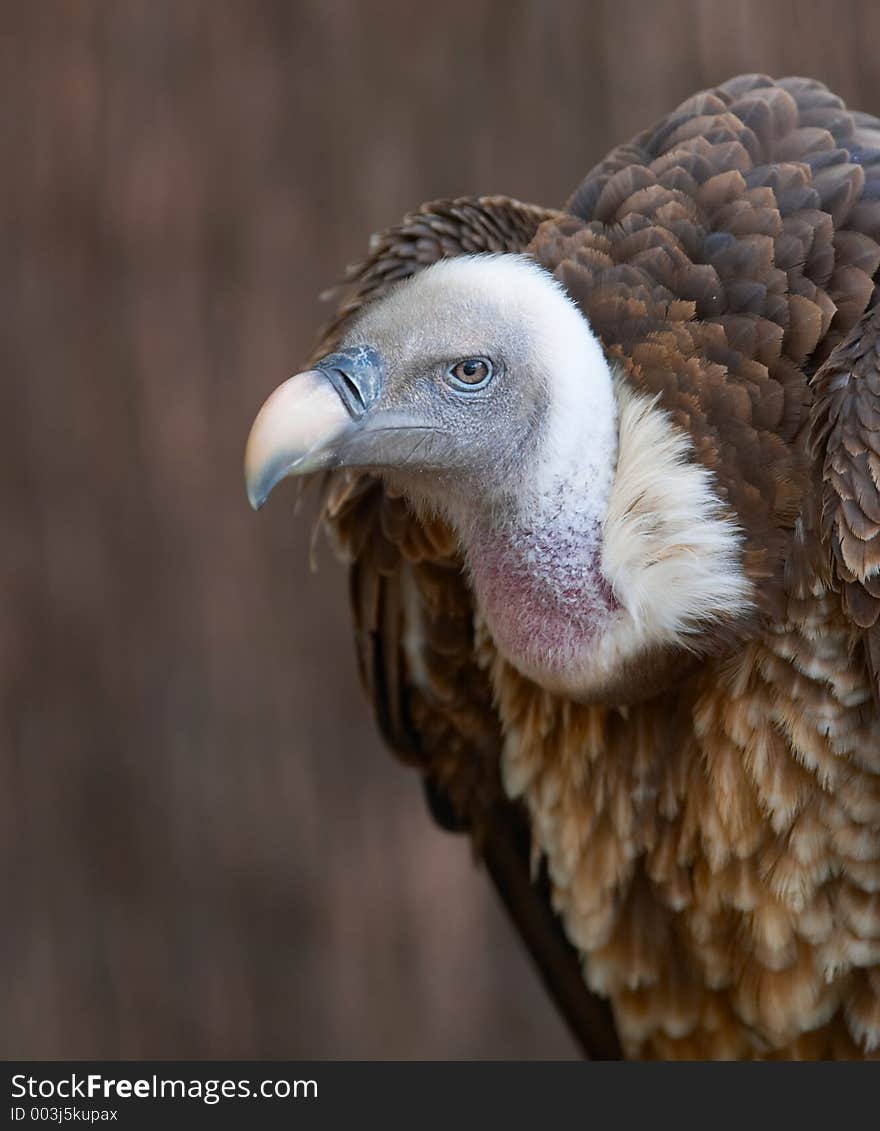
<box><xmin>461</xmin><ymin>421</ymin><xmax>620</xmax><ymax>686</ymax></box>
<box><xmin>443</xmin><ymin>379</ymin><xmax>753</xmax><ymax>701</ymax></box>
<box><xmin>452</xmin><ymin>359</ymin><xmax>621</xmax><ymax>688</ymax></box>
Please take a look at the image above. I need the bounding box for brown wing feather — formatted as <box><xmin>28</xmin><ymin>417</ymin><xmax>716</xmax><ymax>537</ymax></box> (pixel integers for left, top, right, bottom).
<box><xmin>520</xmin><ymin>77</ymin><xmax>880</xmax><ymax>1055</ymax></box>
<box><xmin>811</xmin><ymin>308</ymin><xmax>880</xmax><ymax>695</ymax></box>
<box><xmin>546</xmin><ymin>73</ymin><xmax>880</xmax><ymax>639</ymax></box>
<box><xmin>312</xmin><ymin>196</ymin><xmax>621</xmax><ymax>1059</ymax></box>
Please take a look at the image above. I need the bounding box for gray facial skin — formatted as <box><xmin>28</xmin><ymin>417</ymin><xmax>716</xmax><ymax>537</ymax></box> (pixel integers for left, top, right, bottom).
<box><xmin>244</xmin><ymin>257</ymin><xmax>553</xmax><ymax>514</ymax></box>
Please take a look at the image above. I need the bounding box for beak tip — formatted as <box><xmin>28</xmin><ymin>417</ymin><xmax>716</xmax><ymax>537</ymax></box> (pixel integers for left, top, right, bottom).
<box><xmin>245</xmin><ymin>475</ymin><xmax>268</xmax><ymax>512</ymax></box>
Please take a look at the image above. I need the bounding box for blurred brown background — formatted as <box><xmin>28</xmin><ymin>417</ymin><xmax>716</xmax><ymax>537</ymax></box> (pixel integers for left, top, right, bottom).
<box><xmin>3</xmin><ymin>0</ymin><xmax>879</xmax><ymax>1059</ymax></box>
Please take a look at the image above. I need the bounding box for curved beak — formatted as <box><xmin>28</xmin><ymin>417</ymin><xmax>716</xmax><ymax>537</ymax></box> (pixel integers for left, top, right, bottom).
<box><xmin>244</xmin><ymin>347</ymin><xmax>384</xmax><ymax>510</ymax></box>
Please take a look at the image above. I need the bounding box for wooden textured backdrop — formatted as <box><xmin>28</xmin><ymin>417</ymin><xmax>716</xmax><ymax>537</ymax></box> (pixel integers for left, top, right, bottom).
<box><xmin>3</xmin><ymin>0</ymin><xmax>879</xmax><ymax>1058</ymax></box>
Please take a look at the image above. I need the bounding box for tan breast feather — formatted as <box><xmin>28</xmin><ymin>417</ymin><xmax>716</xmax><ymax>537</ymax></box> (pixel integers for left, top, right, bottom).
<box><xmin>314</xmin><ymin>76</ymin><xmax>880</xmax><ymax>1059</ymax></box>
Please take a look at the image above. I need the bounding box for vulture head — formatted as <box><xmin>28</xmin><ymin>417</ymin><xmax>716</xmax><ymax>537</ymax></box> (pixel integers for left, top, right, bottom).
<box><xmin>246</xmin><ymin>253</ymin><xmax>750</xmax><ymax>700</ymax></box>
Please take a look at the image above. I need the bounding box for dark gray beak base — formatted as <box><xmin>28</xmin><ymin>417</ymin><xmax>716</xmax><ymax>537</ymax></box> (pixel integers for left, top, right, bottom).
<box><xmin>316</xmin><ymin>346</ymin><xmax>385</xmax><ymax>420</ymax></box>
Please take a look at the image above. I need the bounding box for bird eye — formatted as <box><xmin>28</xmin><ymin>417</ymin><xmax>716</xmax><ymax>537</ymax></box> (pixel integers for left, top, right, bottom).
<box><xmin>447</xmin><ymin>357</ymin><xmax>493</xmax><ymax>390</ymax></box>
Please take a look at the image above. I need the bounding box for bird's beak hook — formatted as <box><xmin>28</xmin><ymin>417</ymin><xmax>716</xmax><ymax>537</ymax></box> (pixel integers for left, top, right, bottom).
<box><xmin>244</xmin><ymin>347</ymin><xmax>384</xmax><ymax>510</ymax></box>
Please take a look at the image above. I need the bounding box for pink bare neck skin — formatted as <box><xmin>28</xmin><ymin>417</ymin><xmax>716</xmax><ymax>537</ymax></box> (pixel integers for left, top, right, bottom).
<box><xmin>464</xmin><ymin>480</ymin><xmax>619</xmax><ymax>678</ymax></box>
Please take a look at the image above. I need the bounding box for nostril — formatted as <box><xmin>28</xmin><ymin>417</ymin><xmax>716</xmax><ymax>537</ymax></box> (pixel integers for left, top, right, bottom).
<box><xmin>315</xmin><ymin>346</ymin><xmax>384</xmax><ymax>419</ymax></box>
<box><xmin>337</xmin><ymin>369</ymin><xmax>366</xmax><ymax>413</ymax></box>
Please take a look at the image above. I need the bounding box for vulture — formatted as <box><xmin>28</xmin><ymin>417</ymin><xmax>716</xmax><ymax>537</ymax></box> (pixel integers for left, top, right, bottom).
<box><xmin>245</xmin><ymin>75</ymin><xmax>880</xmax><ymax>1060</ymax></box>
